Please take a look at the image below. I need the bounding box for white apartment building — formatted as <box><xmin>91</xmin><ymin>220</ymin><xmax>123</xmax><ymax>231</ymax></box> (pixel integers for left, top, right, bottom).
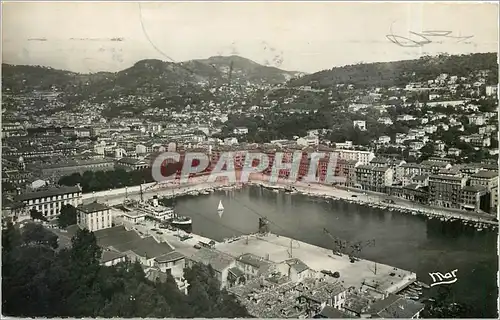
<box><xmin>233</xmin><ymin>127</ymin><xmax>249</xmax><ymax>135</ymax></box>
<box><xmin>377</xmin><ymin>136</ymin><xmax>391</xmax><ymax>144</ymax></box>
<box><xmin>332</xmin><ymin>149</ymin><xmax>375</xmax><ymax>165</ymax></box>
<box><xmin>297</xmin><ymin>135</ymin><xmax>319</xmax><ymax>146</ymax></box>
<box><xmin>378</xmin><ymin>117</ymin><xmax>393</xmax><ymax>125</ymax></box>
<box><xmin>77</xmin><ymin>201</ymin><xmax>113</xmax><ymax>232</ymax></box>
<box><xmin>334</xmin><ymin>141</ymin><xmax>353</xmax><ymax>149</ymax></box>
<box><xmin>467</xmin><ymin>114</ymin><xmax>485</xmax><ymax>126</ymax></box>
<box><xmin>485</xmin><ymin>85</ymin><xmax>498</xmax><ymax>97</ymax></box>
<box><xmin>16</xmin><ymin>186</ymin><xmax>82</xmax><ymax>218</ymax></box>
<box><xmin>397</xmin><ymin>114</ymin><xmax>416</xmax><ymax>122</ymax></box>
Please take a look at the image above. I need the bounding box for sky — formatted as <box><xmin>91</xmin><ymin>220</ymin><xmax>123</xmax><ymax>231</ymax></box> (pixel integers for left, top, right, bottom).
<box><xmin>2</xmin><ymin>1</ymin><xmax>498</xmax><ymax>73</ymax></box>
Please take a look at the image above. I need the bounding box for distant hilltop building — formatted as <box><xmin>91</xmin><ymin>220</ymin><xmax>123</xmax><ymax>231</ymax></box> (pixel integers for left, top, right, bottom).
<box><xmin>485</xmin><ymin>85</ymin><xmax>498</xmax><ymax>96</ymax></box>
<box><xmin>233</xmin><ymin>127</ymin><xmax>249</xmax><ymax>135</ymax></box>
<box><xmin>353</xmin><ymin>120</ymin><xmax>366</xmax><ymax>131</ymax></box>
<box><xmin>167</xmin><ymin>142</ymin><xmax>177</xmax><ymax>152</ymax></box>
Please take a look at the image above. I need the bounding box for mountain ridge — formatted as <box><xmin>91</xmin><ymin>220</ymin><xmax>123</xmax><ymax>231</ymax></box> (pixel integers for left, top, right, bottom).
<box><xmin>2</xmin><ymin>53</ymin><xmax>497</xmax><ymax>98</ymax></box>
<box><xmin>2</xmin><ymin>55</ymin><xmax>305</xmax><ymax>95</ymax></box>
<box><xmin>287</xmin><ymin>52</ymin><xmax>498</xmax><ymax>88</ymax></box>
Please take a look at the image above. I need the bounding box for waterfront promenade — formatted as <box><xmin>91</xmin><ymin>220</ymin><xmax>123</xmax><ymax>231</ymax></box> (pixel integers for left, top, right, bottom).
<box><xmin>84</xmin><ymin>172</ymin><xmax>498</xmax><ymax>226</ymax></box>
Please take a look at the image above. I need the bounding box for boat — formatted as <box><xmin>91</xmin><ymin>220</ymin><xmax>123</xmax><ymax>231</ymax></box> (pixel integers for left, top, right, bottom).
<box><xmin>165</xmin><ymin>190</ymin><xmax>192</xmax><ymax>228</ymax></box>
<box><xmin>123</xmin><ymin>196</ymin><xmax>174</xmax><ymax>221</ymax></box>
<box><xmin>407</xmin><ymin>289</ymin><xmax>419</xmax><ymax>295</ymax></box>
<box><xmin>218</xmin><ymin>200</ymin><xmax>224</xmax><ymax>211</ymax></box>
<box><xmin>416</xmin><ymin>281</ymin><xmax>431</xmax><ymax>289</ymax></box>
<box><xmin>171</xmin><ymin>215</ymin><xmax>193</xmax><ymax>227</ymax></box>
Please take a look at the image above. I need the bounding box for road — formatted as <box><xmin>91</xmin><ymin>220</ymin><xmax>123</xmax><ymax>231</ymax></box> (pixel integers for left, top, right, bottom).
<box><xmin>85</xmin><ymin>180</ymin><xmax>230</xmax><ymax>206</ymax></box>
<box><xmin>117</xmin><ymin>218</ymin><xmax>217</xmax><ymax>257</ymax></box>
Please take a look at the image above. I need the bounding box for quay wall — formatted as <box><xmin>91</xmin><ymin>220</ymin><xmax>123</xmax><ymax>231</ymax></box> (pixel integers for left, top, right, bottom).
<box><xmin>81</xmin><ymin>172</ymin><xmax>498</xmax><ymax>226</ymax></box>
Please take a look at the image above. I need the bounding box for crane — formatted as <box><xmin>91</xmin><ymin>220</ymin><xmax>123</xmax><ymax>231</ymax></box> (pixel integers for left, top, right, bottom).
<box><xmin>143</xmin><ymin>182</ymin><xmax>158</xmax><ymax>192</ymax></box>
<box><xmin>323</xmin><ymin>228</ymin><xmax>347</xmax><ymax>256</ymax></box>
<box><xmin>139</xmin><ymin>180</ymin><xmax>158</xmax><ymax>202</ymax></box>
<box><xmin>323</xmin><ymin>228</ymin><xmax>376</xmax><ymax>262</ymax></box>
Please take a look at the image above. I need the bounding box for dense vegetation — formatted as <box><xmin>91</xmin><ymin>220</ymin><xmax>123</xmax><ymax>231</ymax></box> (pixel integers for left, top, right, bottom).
<box><xmin>57</xmin><ymin>204</ymin><xmax>78</xmax><ymax>228</ymax></box>
<box><xmin>1</xmin><ymin>222</ymin><xmax>250</xmax><ymax>318</ymax></box>
<box><xmin>421</xmin><ymin>286</ymin><xmax>487</xmax><ymax>318</ymax></box>
<box><xmin>58</xmin><ymin>168</ymin><xmax>155</xmax><ymax>192</ymax></box>
<box><xmin>288</xmin><ymin>53</ymin><xmax>498</xmax><ymax>88</ymax></box>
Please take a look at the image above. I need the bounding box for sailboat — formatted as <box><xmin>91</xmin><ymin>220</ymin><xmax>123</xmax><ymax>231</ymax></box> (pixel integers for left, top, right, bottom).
<box><xmin>217</xmin><ymin>200</ymin><xmax>224</xmax><ymax>218</ymax></box>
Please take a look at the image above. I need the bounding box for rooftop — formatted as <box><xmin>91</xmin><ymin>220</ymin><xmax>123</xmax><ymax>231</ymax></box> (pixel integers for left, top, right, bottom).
<box><xmin>93</xmin><ymin>225</ymin><xmax>142</xmax><ymax>247</ymax></box>
<box><xmin>154</xmin><ymin>251</ymin><xmax>185</xmax><ymax>263</ymax></box>
<box><xmin>421</xmin><ymin>160</ymin><xmax>450</xmax><ymax>167</ymax></box>
<box><xmin>237</xmin><ymin>253</ymin><xmax>272</xmax><ymax>269</ymax></box>
<box><xmin>39</xmin><ymin>158</ymin><xmax>114</xmax><ymax>169</ymax></box>
<box><xmin>471</xmin><ymin>170</ymin><xmax>498</xmax><ymax>179</ymax></box>
<box><xmin>112</xmin><ymin>236</ymin><xmax>174</xmax><ymax>259</ymax></box>
<box><xmin>368</xmin><ymin>294</ymin><xmax>425</xmax><ymax>318</ymax></box>
<box><xmin>117</xmin><ymin>157</ymin><xmax>148</xmax><ymax>165</ymax></box>
<box><xmin>77</xmin><ymin>201</ymin><xmax>110</xmax><ymax>214</ymax></box>
<box><xmin>285</xmin><ymin>258</ymin><xmax>309</xmax><ymax>274</ymax></box>
<box><xmin>16</xmin><ymin>185</ymin><xmax>81</xmax><ymax>202</ymax></box>
<box><xmin>429</xmin><ymin>174</ymin><xmax>465</xmax><ymax>182</ymax></box>
<box><xmin>412</xmin><ymin>174</ymin><xmax>429</xmax><ymax>181</ymax></box>
<box><xmin>188</xmin><ymin>247</ymin><xmax>236</xmax><ymax>273</ymax></box>
<box><xmin>100</xmin><ymin>250</ymin><xmax>127</xmax><ymax>264</ymax></box>
<box><xmin>400</xmin><ymin>163</ymin><xmax>424</xmax><ymax>169</ymax></box>
<box><xmin>316</xmin><ymin>305</ymin><xmax>354</xmax><ymax>318</ymax></box>
<box><xmin>462</xmin><ymin>185</ymin><xmax>487</xmax><ymax>193</ymax></box>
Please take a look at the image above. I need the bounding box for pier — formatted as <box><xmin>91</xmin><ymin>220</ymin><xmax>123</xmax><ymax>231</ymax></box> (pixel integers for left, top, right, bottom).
<box><xmin>215</xmin><ymin>233</ymin><xmax>416</xmax><ymax>295</ymax></box>
<box><xmin>119</xmin><ymin>215</ymin><xmax>415</xmax><ymax>296</ymax></box>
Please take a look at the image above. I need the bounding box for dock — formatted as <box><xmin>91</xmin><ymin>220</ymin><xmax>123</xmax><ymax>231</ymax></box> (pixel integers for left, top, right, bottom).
<box><xmin>117</xmin><ymin>213</ymin><xmax>415</xmax><ymax>295</ymax></box>
<box><xmin>215</xmin><ymin>233</ymin><xmax>416</xmax><ymax>295</ymax></box>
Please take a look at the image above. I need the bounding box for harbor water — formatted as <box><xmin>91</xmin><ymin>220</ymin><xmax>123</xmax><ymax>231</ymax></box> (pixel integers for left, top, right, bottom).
<box><xmin>174</xmin><ymin>186</ymin><xmax>498</xmax><ymax>317</ymax></box>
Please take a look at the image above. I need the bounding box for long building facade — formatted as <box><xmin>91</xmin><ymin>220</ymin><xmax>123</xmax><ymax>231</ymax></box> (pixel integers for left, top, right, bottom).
<box><xmin>15</xmin><ymin>185</ymin><xmax>82</xmax><ymax>218</ymax></box>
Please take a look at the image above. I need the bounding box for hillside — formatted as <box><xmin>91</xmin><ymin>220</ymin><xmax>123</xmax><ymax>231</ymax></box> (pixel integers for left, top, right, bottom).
<box><xmin>186</xmin><ymin>55</ymin><xmax>303</xmax><ymax>84</ymax></box>
<box><xmin>288</xmin><ymin>53</ymin><xmax>498</xmax><ymax>88</ymax></box>
<box><xmin>1</xmin><ymin>55</ymin><xmax>302</xmax><ymax>95</ymax></box>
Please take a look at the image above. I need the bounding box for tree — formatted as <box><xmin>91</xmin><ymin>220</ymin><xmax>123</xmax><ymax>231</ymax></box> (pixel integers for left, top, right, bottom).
<box><xmin>30</xmin><ymin>208</ymin><xmax>48</xmax><ymax>222</ymax></box>
<box><xmin>2</xmin><ymin>221</ymin><xmax>21</xmax><ymax>254</ymax></box>
<box><xmin>70</xmin><ymin>228</ymin><xmax>102</xmax><ymax>269</ymax></box>
<box><xmin>419</xmin><ymin>142</ymin><xmax>435</xmax><ymax>161</ymax></box>
<box><xmin>58</xmin><ymin>204</ymin><xmax>77</xmax><ymax>228</ymax></box>
<box><xmin>184</xmin><ymin>263</ymin><xmax>250</xmax><ymax>318</ymax></box>
<box><xmin>421</xmin><ymin>286</ymin><xmax>479</xmax><ymax>318</ymax></box>
<box><xmin>21</xmin><ymin>223</ymin><xmax>58</xmax><ymax>249</ymax></box>
<box><xmin>2</xmin><ymin>224</ymin><xmax>251</xmax><ymax>318</ymax></box>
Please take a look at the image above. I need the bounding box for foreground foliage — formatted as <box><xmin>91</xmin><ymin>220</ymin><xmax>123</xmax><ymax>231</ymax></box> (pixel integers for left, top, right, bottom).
<box><xmin>58</xmin><ymin>168</ymin><xmax>154</xmax><ymax>193</ymax></box>
<box><xmin>1</xmin><ymin>222</ymin><xmax>250</xmax><ymax>318</ymax></box>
